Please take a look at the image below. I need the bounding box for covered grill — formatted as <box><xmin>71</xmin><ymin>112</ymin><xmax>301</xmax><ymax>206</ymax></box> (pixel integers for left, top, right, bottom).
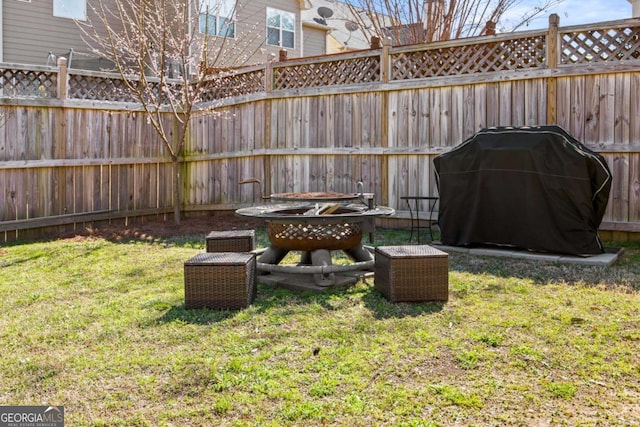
<box><xmin>433</xmin><ymin>126</ymin><xmax>612</xmax><ymax>256</ymax></box>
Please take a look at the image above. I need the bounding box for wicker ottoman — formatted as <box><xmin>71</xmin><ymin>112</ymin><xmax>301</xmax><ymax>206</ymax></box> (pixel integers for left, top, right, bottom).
<box><xmin>206</xmin><ymin>230</ymin><xmax>255</xmax><ymax>253</ymax></box>
<box><xmin>184</xmin><ymin>252</ymin><xmax>257</xmax><ymax>309</ymax></box>
<box><xmin>375</xmin><ymin>245</ymin><xmax>449</xmax><ymax>302</ymax></box>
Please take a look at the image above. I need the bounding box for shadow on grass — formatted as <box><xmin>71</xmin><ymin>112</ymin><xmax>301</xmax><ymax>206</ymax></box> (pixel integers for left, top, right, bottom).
<box><xmin>448</xmin><ymin>248</ymin><xmax>640</xmax><ymax>291</ymax></box>
<box><xmin>157</xmin><ymin>304</ymin><xmax>242</xmax><ymax>324</ymax></box>
<box><xmin>361</xmin><ymin>291</ymin><xmax>446</xmax><ymax>319</ymax></box>
<box><xmin>155</xmin><ymin>280</ymin><xmax>445</xmax><ymax>325</ymax></box>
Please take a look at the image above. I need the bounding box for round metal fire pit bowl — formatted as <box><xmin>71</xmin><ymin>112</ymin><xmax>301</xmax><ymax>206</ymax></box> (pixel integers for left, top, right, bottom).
<box><xmin>266</xmin><ymin>207</ymin><xmax>363</xmax><ymax>251</ymax></box>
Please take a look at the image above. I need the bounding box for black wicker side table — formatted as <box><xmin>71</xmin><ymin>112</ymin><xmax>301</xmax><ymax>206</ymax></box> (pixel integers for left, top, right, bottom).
<box><xmin>375</xmin><ymin>245</ymin><xmax>449</xmax><ymax>302</ymax></box>
<box><xmin>205</xmin><ymin>230</ymin><xmax>255</xmax><ymax>253</ymax></box>
<box><xmin>184</xmin><ymin>252</ymin><xmax>257</xmax><ymax>309</ymax></box>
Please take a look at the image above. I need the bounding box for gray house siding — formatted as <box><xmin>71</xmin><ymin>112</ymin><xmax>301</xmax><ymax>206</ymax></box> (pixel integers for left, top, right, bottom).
<box><xmin>302</xmin><ymin>24</ymin><xmax>326</xmax><ymax>57</ymax></box>
<box><xmin>2</xmin><ymin>0</ymin><xmax>103</xmax><ymax>67</ymax></box>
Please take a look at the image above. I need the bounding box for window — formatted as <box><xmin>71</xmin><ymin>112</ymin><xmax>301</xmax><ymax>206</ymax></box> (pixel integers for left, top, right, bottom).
<box><xmin>267</xmin><ymin>8</ymin><xmax>295</xmax><ymax>49</ymax></box>
<box><xmin>53</xmin><ymin>0</ymin><xmax>86</xmax><ymax>20</ymax></box>
<box><xmin>199</xmin><ymin>0</ymin><xmax>236</xmax><ymax>38</ymax></box>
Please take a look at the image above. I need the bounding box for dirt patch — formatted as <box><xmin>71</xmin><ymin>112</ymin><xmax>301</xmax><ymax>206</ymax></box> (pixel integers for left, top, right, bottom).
<box><xmin>57</xmin><ymin>213</ymin><xmax>264</xmax><ymax>243</ymax></box>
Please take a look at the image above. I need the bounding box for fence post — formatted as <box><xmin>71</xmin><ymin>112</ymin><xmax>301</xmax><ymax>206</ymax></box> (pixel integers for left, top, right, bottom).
<box><xmin>57</xmin><ymin>57</ymin><xmax>68</xmax><ymax>100</ymax></box>
<box><xmin>546</xmin><ymin>14</ymin><xmax>560</xmax><ymax>124</ymax></box>
<box><xmin>380</xmin><ymin>37</ymin><xmax>392</xmax><ymax>207</ymax></box>
<box><xmin>265</xmin><ymin>59</ymin><xmax>274</xmax><ymax>93</ymax></box>
<box><xmin>263</xmin><ymin>58</ymin><xmax>274</xmax><ymax>198</ymax></box>
<box><xmin>546</xmin><ymin>14</ymin><xmax>560</xmax><ymax>69</ymax></box>
<box><xmin>381</xmin><ymin>37</ymin><xmax>392</xmax><ymax>84</ymax></box>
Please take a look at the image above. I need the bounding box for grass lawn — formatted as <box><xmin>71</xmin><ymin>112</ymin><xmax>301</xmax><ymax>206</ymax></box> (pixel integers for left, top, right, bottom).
<box><xmin>1</xmin><ymin>224</ymin><xmax>639</xmax><ymax>426</ymax></box>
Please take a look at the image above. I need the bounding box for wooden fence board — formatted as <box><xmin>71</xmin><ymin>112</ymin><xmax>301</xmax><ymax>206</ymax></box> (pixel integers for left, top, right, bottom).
<box><xmin>570</xmin><ymin>75</ymin><xmax>586</xmax><ymax>142</ymax></box>
<box><xmin>429</xmin><ymin>89</ymin><xmax>441</xmax><ymax>147</ymax></box>
<box><xmin>474</xmin><ymin>84</ymin><xmax>486</xmax><ymax>132</ymax></box>
<box><xmin>410</xmin><ymin>90</ymin><xmax>424</xmax><ymax>148</ymax></box>
<box><xmin>612</xmin><ymin>154</ymin><xmax>630</xmax><ymax>223</ymax></box>
<box><xmin>614</xmin><ymin>73</ymin><xmax>630</xmax><ymax>145</ymax></box>
<box><xmin>630</xmin><ymin>74</ymin><xmax>640</xmax><ymax>145</ymax></box>
<box><xmin>326</xmin><ymin>96</ymin><xmax>337</xmax><ymax>149</ymax></box>
<box><xmin>486</xmin><ymin>83</ymin><xmax>500</xmax><ymax>127</ymax></box>
<box><xmin>584</xmin><ymin>74</ymin><xmax>601</xmax><ymax>145</ymax></box>
<box><xmin>0</xmin><ymin>108</ymin><xmax>6</xmax><ymax>163</ymax></box>
<box><xmin>325</xmin><ymin>154</ymin><xmax>335</xmax><ymax>192</ymax></box>
<box><xmin>599</xmin><ymin>74</ymin><xmax>616</xmax><ymax>145</ymax></box>
<box><xmin>602</xmin><ymin>155</ymin><xmax>615</xmax><ymax>223</ymax></box>
<box><xmin>442</xmin><ymin>88</ymin><xmax>455</xmax><ymax>146</ymax></box>
<box><xmin>498</xmin><ymin>82</ymin><xmax>512</xmax><ymax>125</ymax></box>
<box><xmin>0</xmin><ymin>173</ymin><xmax>6</xmax><ymax>221</ymax></box>
<box><xmin>629</xmin><ymin>153</ymin><xmax>640</xmax><ymax>223</ymax></box>
<box><xmin>556</xmin><ymin>77</ymin><xmax>571</xmax><ymax>131</ymax></box>
<box><xmin>335</xmin><ymin>154</ymin><xmax>349</xmax><ymax>193</ymax></box>
<box><xmin>310</xmin><ymin>155</ymin><xmax>325</xmax><ymax>192</ymax></box>
<box><xmin>360</xmin><ymin>93</ymin><xmax>375</xmax><ymax>147</ymax></box>
<box><xmin>396</xmin><ymin>91</ymin><xmax>410</xmax><ymax>148</ymax></box>
<box><xmin>387</xmin><ymin>155</ymin><xmax>402</xmax><ymax>208</ymax></box>
<box><xmin>450</xmin><ymin>86</ymin><xmax>464</xmax><ymax>146</ymax></box>
<box><xmin>511</xmin><ymin>80</ymin><xmax>525</xmax><ymax>126</ymax></box>
<box><xmin>524</xmin><ymin>79</ymin><xmax>545</xmax><ymax>126</ymax></box>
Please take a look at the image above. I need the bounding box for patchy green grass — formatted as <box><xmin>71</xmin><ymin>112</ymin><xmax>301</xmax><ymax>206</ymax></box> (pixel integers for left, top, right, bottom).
<box><xmin>0</xmin><ymin>228</ymin><xmax>639</xmax><ymax>426</ymax></box>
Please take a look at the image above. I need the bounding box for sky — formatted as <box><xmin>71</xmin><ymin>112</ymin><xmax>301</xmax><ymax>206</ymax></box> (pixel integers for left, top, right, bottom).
<box><xmin>501</xmin><ymin>0</ymin><xmax>633</xmax><ymax>30</ymax></box>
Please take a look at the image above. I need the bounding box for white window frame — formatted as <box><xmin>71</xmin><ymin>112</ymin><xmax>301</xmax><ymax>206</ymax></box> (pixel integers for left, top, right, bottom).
<box><xmin>53</xmin><ymin>0</ymin><xmax>86</xmax><ymax>20</ymax></box>
<box><xmin>199</xmin><ymin>0</ymin><xmax>236</xmax><ymax>38</ymax></box>
<box><xmin>266</xmin><ymin>7</ymin><xmax>295</xmax><ymax>49</ymax></box>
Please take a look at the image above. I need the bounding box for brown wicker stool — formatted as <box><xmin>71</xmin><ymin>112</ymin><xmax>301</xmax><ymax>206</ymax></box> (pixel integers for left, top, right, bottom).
<box><xmin>205</xmin><ymin>230</ymin><xmax>255</xmax><ymax>253</ymax></box>
<box><xmin>375</xmin><ymin>245</ymin><xmax>449</xmax><ymax>302</ymax></box>
<box><xmin>184</xmin><ymin>252</ymin><xmax>257</xmax><ymax>309</ymax></box>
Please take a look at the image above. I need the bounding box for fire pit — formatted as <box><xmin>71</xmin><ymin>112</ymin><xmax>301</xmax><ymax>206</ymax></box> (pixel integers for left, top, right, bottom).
<box><xmin>235</xmin><ymin>194</ymin><xmax>393</xmax><ymax>292</ymax></box>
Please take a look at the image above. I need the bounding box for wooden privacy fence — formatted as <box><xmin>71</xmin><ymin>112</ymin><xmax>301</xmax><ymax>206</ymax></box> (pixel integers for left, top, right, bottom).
<box><xmin>1</xmin><ymin>16</ymin><xmax>640</xmax><ymax>240</ymax></box>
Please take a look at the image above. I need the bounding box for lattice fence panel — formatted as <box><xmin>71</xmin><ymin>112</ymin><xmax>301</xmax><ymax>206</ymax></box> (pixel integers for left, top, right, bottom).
<box><xmin>561</xmin><ymin>25</ymin><xmax>640</xmax><ymax>64</ymax></box>
<box><xmin>391</xmin><ymin>35</ymin><xmax>546</xmax><ymax>80</ymax></box>
<box><xmin>0</xmin><ymin>67</ymin><xmax>57</xmax><ymax>98</ymax></box>
<box><xmin>200</xmin><ymin>69</ymin><xmax>265</xmax><ymax>103</ymax></box>
<box><xmin>273</xmin><ymin>56</ymin><xmax>380</xmax><ymax>90</ymax></box>
<box><xmin>68</xmin><ymin>74</ymin><xmax>139</xmax><ymax>102</ymax></box>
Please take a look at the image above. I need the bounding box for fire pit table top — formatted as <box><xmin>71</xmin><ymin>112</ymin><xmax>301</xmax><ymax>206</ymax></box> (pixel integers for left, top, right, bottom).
<box><xmin>235</xmin><ymin>204</ymin><xmax>395</xmax><ymax>222</ymax></box>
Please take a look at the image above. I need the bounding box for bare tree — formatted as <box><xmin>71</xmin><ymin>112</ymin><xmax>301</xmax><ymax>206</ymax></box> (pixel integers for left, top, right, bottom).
<box><xmin>79</xmin><ymin>0</ymin><xmax>264</xmax><ymax>225</ymax></box>
<box><xmin>344</xmin><ymin>0</ymin><xmax>564</xmax><ymax>46</ymax></box>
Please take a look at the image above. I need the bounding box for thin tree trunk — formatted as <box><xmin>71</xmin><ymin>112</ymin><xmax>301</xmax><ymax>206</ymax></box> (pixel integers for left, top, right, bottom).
<box><xmin>172</xmin><ymin>156</ymin><xmax>181</xmax><ymax>225</ymax></box>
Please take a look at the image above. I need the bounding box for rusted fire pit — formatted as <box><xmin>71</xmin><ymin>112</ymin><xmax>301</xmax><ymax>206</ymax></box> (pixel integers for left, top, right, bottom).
<box><xmin>235</xmin><ymin>192</ymin><xmax>393</xmax><ymax>292</ymax></box>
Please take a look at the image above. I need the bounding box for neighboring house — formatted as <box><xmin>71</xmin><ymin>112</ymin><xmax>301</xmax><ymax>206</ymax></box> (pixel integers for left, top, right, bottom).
<box><xmin>0</xmin><ymin>0</ymin><xmax>313</xmax><ymax>69</ymax></box>
<box><xmin>200</xmin><ymin>0</ymin><xmax>314</xmax><ymax>66</ymax></box>
<box><xmin>301</xmin><ymin>0</ymin><xmax>373</xmax><ymax>53</ymax></box>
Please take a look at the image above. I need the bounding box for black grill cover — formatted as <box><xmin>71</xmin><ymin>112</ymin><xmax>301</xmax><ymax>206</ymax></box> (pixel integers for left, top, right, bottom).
<box><xmin>433</xmin><ymin>126</ymin><xmax>612</xmax><ymax>255</ymax></box>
